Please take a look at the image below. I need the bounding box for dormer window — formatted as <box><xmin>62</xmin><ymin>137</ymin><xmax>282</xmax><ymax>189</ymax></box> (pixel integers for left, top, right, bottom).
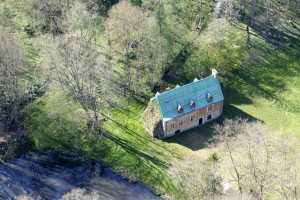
<box><xmin>190</xmin><ymin>100</ymin><xmax>196</xmax><ymax>108</ymax></box>
<box><xmin>177</xmin><ymin>104</ymin><xmax>184</xmax><ymax>113</ymax></box>
<box><xmin>206</xmin><ymin>92</ymin><xmax>213</xmax><ymax>102</ymax></box>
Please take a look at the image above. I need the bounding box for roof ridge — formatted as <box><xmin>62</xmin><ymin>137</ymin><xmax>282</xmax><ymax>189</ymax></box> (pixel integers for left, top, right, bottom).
<box><xmin>158</xmin><ymin>75</ymin><xmax>215</xmax><ymax>96</ymax></box>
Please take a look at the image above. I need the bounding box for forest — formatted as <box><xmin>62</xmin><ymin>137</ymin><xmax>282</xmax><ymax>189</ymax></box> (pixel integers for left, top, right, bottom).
<box><xmin>0</xmin><ymin>0</ymin><xmax>300</xmax><ymax>199</ymax></box>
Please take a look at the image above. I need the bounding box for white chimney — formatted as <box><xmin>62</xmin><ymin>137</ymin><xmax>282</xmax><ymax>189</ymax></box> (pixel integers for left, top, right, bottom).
<box><xmin>212</xmin><ymin>68</ymin><xmax>218</xmax><ymax>78</ymax></box>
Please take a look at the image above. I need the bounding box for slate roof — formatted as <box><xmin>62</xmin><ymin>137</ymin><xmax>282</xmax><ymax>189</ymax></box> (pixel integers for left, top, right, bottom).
<box><xmin>154</xmin><ymin>75</ymin><xmax>224</xmax><ymax>121</ymax></box>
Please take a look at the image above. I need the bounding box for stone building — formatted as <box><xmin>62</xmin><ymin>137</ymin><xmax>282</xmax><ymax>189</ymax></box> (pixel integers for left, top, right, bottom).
<box><xmin>147</xmin><ymin>69</ymin><xmax>224</xmax><ymax>138</ymax></box>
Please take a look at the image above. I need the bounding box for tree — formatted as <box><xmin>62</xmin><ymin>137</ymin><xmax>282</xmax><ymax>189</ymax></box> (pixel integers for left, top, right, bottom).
<box><xmin>214</xmin><ymin>119</ymin><xmax>300</xmax><ymax>200</ymax></box>
<box><xmin>64</xmin><ymin>1</ymin><xmax>102</xmax><ymax>43</ymax></box>
<box><xmin>0</xmin><ymin>29</ymin><xmax>24</xmax><ymax>130</ymax></box>
<box><xmin>51</xmin><ymin>35</ymin><xmax>106</xmax><ymax>132</ymax></box>
<box><xmin>24</xmin><ymin>0</ymin><xmax>73</xmax><ymax>35</ymax></box>
<box><xmin>105</xmin><ymin>1</ymin><xmax>167</xmax><ymax>97</ymax></box>
<box><xmin>169</xmin><ymin>153</ymin><xmax>223</xmax><ymax>200</ymax></box>
<box><xmin>81</xmin><ymin>0</ymin><xmax>119</xmax><ymax>16</ymax></box>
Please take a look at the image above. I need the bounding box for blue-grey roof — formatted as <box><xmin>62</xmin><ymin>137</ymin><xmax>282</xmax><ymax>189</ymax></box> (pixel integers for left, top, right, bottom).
<box><xmin>154</xmin><ymin>75</ymin><xmax>224</xmax><ymax>121</ymax></box>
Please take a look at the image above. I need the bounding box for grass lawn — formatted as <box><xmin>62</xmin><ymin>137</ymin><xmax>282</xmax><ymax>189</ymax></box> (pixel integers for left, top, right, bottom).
<box><xmin>26</xmin><ymin>24</ymin><xmax>300</xmax><ymax>197</ymax></box>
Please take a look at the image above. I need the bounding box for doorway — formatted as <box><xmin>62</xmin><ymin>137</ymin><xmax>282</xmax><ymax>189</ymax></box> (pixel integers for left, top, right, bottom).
<box><xmin>199</xmin><ymin>118</ymin><xmax>203</xmax><ymax>126</ymax></box>
<box><xmin>207</xmin><ymin>114</ymin><xmax>212</xmax><ymax>121</ymax></box>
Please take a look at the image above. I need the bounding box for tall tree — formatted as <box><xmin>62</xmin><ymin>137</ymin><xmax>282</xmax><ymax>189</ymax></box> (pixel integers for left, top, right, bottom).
<box><xmin>105</xmin><ymin>1</ymin><xmax>167</xmax><ymax>97</ymax></box>
<box><xmin>51</xmin><ymin>35</ymin><xmax>107</xmax><ymax>131</ymax></box>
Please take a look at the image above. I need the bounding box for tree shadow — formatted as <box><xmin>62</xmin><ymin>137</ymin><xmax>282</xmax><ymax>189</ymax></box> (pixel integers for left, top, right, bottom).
<box><xmin>102</xmin><ymin>130</ymin><xmax>169</xmax><ymax>169</ymax></box>
<box><xmin>164</xmin><ymin>104</ymin><xmax>261</xmax><ymax>151</ymax></box>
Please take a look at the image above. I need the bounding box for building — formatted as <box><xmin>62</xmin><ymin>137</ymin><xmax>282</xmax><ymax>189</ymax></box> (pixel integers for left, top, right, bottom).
<box><xmin>149</xmin><ymin>69</ymin><xmax>224</xmax><ymax>138</ymax></box>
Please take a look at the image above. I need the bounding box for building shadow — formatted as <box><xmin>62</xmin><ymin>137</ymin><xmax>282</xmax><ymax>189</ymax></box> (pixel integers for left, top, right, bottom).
<box><xmin>164</xmin><ymin>104</ymin><xmax>261</xmax><ymax>151</ymax></box>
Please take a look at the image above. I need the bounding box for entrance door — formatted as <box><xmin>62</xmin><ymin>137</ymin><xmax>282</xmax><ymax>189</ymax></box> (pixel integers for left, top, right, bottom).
<box><xmin>199</xmin><ymin>118</ymin><xmax>203</xmax><ymax>126</ymax></box>
<box><xmin>207</xmin><ymin>114</ymin><xmax>212</xmax><ymax>121</ymax></box>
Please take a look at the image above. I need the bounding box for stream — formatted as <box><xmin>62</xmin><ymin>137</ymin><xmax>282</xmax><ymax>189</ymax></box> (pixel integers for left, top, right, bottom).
<box><xmin>0</xmin><ymin>152</ymin><xmax>160</xmax><ymax>200</ymax></box>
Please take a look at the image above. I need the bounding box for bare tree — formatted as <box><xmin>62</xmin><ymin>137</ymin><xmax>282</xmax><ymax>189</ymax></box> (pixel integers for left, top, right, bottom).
<box><xmin>51</xmin><ymin>35</ymin><xmax>106</xmax><ymax>132</ymax></box>
<box><xmin>105</xmin><ymin>1</ymin><xmax>167</xmax><ymax>97</ymax></box>
<box><xmin>24</xmin><ymin>0</ymin><xmax>73</xmax><ymax>35</ymax></box>
<box><xmin>214</xmin><ymin>119</ymin><xmax>300</xmax><ymax>200</ymax></box>
<box><xmin>64</xmin><ymin>1</ymin><xmax>101</xmax><ymax>44</ymax></box>
<box><xmin>0</xmin><ymin>29</ymin><xmax>24</xmax><ymax>130</ymax></box>
<box><xmin>169</xmin><ymin>153</ymin><xmax>223</xmax><ymax>200</ymax></box>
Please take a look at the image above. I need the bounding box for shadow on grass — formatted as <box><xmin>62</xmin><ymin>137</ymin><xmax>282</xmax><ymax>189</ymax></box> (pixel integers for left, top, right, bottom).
<box><xmin>102</xmin><ymin>130</ymin><xmax>169</xmax><ymax>169</ymax></box>
<box><xmin>165</xmin><ymin>104</ymin><xmax>260</xmax><ymax>151</ymax></box>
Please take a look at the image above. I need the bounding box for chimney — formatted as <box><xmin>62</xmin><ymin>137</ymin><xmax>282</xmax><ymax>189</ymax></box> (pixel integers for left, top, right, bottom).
<box><xmin>212</xmin><ymin>68</ymin><xmax>218</xmax><ymax>78</ymax></box>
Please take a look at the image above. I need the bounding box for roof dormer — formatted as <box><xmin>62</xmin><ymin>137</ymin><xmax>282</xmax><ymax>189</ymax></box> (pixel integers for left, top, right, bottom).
<box><xmin>177</xmin><ymin>104</ymin><xmax>184</xmax><ymax>113</ymax></box>
<box><xmin>206</xmin><ymin>92</ymin><xmax>213</xmax><ymax>102</ymax></box>
<box><xmin>190</xmin><ymin>100</ymin><xmax>196</xmax><ymax>108</ymax></box>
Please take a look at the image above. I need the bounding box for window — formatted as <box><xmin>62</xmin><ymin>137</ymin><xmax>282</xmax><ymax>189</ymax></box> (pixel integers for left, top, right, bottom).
<box><xmin>208</xmin><ymin>104</ymin><xmax>213</xmax><ymax>112</ymax></box>
<box><xmin>190</xmin><ymin>100</ymin><xmax>196</xmax><ymax>108</ymax></box>
<box><xmin>177</xmin><ymin>104</ymin><xmax>184</xmax><ymax>113</ymax></box>
<box><xmin>179</xmin><ymin>120</ymin><xmax>183</xmax><ymax>127</ymax></box>
<box><xmin>191</xmin><ymin>115</ymin><xmax>194</xmax><ymax>121</ymax></box>
<box><xmin>206</xmin><ymin>92</ymin><xmax>213</xmax><ymax>102</ymax></box>
<box><xmin>171</xmin><ymin>123</ymin><xmax>175</xmax><ymax>129</ymax></box>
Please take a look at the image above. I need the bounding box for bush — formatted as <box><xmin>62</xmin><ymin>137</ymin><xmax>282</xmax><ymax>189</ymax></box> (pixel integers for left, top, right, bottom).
<box><xmin>0</xmin><ymin>135</ymin><xmax>33</xmax><ymax>161</ymax></box>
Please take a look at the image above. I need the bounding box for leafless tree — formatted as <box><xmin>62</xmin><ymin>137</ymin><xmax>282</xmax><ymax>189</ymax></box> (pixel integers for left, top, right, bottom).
<box><xmin>24</xmin><ymin>0</ymin><xmax>73</xmax><ymax>35</ymax></box>
<box><xmin>64</xmin><ymin>1</ymin><xmax>101</xmax><ymax>44</ymax></box>
<box><xmin>105</xmin><ymin>1</ymin><xmax>167</xmax><ymax>97</ymax></box>
<box><xmin>51</xmin><ymin>35</ymin><xmax>106</xmax><ymax>132</ymax></box>
<box><xmin>214</xmin><ymin>119</ymin><xmax>300</xmax><ymax>200</ymax></box>
<box><xmin>169</xmin><ymin>153</ymin><xmax>223</xmax><ymax>200</ymax></box>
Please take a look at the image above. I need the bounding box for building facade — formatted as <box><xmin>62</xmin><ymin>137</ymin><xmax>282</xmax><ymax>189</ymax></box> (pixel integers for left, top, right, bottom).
<box><xmin>151</xmin><ymin>69</ymin><xmax>224</xmax><ymax>138</ymax></box>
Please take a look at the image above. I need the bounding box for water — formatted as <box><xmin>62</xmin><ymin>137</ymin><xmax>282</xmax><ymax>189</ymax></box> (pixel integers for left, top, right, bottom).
<box><xmin>0</xmin><ymin>152</ymin><xmax>160</xmax><ymax>200</ymax></box>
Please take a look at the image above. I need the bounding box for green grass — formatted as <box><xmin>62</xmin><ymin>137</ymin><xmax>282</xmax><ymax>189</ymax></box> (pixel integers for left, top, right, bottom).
<box><xmin>25</xmin><ymin>23</ymin><xmax>300</xmax><ymax>197</ymax></box>
<box><xmin>224</xmin><ymin>34</ymin><xmax>300</xmax><ymax>135</ymax></box>
<box><xmin>3</xmin><ymin>0</ymin><xmax>300</xmax><ymax>197</ymax></box>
